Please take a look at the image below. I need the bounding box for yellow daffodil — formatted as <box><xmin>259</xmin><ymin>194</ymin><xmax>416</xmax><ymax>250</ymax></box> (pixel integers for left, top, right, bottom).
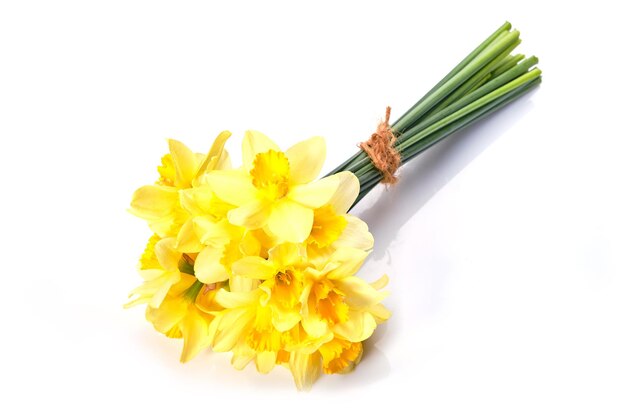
<box><xmin>208</xmin><ymin>243</ymin><xmax>312</xmax><ymax>373</ymax></box>
<box><xmin>145</xmin><ymin>274</ymin><xmax>222</xmax><ymax>363</ymax></box>
<box><xmin>231</xmin><ymin>243</ymin><xmax>309</xmax><ymax>331</ymax></box>
<box><xmin>289</xmin><ymin>336</ymin><xmax>363</xmax><ymax>390</ymax></box>
<box><xmin>190</xmin><ymin>199</ymin><xmax>274</xmax><ymax>285</ymax></box>
<box><xmin>289</xmin><ymin>247</ymin><xmax>390</xmax><ymax>390</ymax></box>
<box><xmin>125</xmin><ymin>237</ymin><xmax>193</xmax><ymax>309</ymax></box>
<box><xmin>305</xmin><ymin>172</ymin><xmax>374</xmax><ymax>264</ymax></box>
<box><xmin>127</xmin><ymin>130</ymin><xmax>392</xmax><ymax>391</ymax></box>
<box><xmin>206</xmin><ymin>131</ymin><xmax>356</xmax><ymax>243</ymax></box>
<box><xmin>300</xmin><ymin>247</ymin><xmax>390</xmax><ymax>344</ymax></box>
<box><xmin>210</xmin><ymin>241</ymin><xmax>389</xmax><ymax>389</ymax></box>
<box><xmin>208</xmin><ymin>288</ymin><xmax>278</xmax><ymax>373</ymax></box>
<box><xmin>209</xmin><ymin>289</ymin><xmax>329</xmax><ymax>375</ymax></box>
<box><xmin>129</xmin><ymin>131</ymin><xmax>231</xmax><ymax>239</ymax></box>
<box><xmin>318</xmin><ymin>337</ymin><xmax>363</xmax><ymax>374</ymax></box>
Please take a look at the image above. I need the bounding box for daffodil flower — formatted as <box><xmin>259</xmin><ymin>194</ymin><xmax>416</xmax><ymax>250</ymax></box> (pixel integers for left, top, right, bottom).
<box><xmin>146</xmin><ymin>274</ymin><xmax>222</xmax><ymax>363</ymax></box>
<box><xmin>208</xmin><ymin>243</ymin><xmax>314</xmax><ymax>374</ymax></box>
<box><xmin>305</xmin><ymin>172</ymin><xmax>374</xmax><ymax>264</ymax></box>
<box><xmin>129</xmin><ymin>131</ymin><xmax>231</xmax><ymax>239</ymax></box>
<box><xmin>299</xmin><ymin>247</ymin><xmax>390</xmax><ymax>342</ymax></box>
<box><xmin>286</xmin><ymin>253</ymin><xmax>390</xmax><ymax>391</ymax></box>
<box><xmin>208</xmin><ymin>288</ymin><xmax>284</xmax><ymax>374</ymax></box>
<box><xmin>231</xmin><ymin>243</ymin><xmax>307</xmax><ymax>331</ymax></box>
<box><xmin>127</xmin><ymin>131</ymin><xmax>391</xmax><ymax>390</ymax></box>
<box><xmin>206</xmin><ymin>131</ymin><xmax>356</xmax><ymax>243</ymax></box>
<box><xmin>190</xmin><ymin>201</ymin><xmax>273</xmax><ymax>286</ymax></box>
<box><xmin>289</xmin><ymin>336</ymin><xmax>364</xmax><ymax>390</ymax></box>
<box><xmin>125</xmin><ymin>237</ymin><xmax>190</xmax><ymax>309</ymax></box>
<box><xmin>211</xmin><ymin>243</ymin><xmax>389</xmax><ymax>388</ymax></box>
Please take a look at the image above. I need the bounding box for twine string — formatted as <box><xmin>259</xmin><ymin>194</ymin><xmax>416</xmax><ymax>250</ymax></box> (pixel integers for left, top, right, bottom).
<box><xmin>358</xmin><ymin>106</ymin><xmax>401</xmax><ymax>185</ymax></box>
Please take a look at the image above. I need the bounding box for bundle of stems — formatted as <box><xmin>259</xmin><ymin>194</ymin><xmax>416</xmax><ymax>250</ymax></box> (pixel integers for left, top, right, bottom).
<box><xmin>328</xmin><ymin>22</ymin><xmax>542</xmax><ymax>206</ymax></box>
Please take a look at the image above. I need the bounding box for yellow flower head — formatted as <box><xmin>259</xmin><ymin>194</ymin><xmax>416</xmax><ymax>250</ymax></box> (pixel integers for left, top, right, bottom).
<box><xmin>305</xmin><ymin>174</ymin><xmax>374</xmax><ymax>264</ymax></box>
<box><xmin>146</xmin><ymin>274</ymin><xmax>222</xmax><ymax>363</ymax></box>
<box><xmin>129</xmin><ymin>131</ymin><xmax>231</xmax><ymax>239</ymax></box>
<box><xmin>125</xmin><ymin>237</ymin><xmax>191</xmax><ymax>309</ymax></box>
<box><xmin>127</xmin><ymin>130</ymin><xmax>391</xmax><ymax>390</ymax></box>
<box><xmin>319</xmin><ymin>337</ymin><xmax>363</xmax><ymax>374</ymax></box>
<box><xmin>210</xmin><ymin>241</ymin><xmax>389</xmax><ymax>389</ymax></box>
<box><xmin>206</xmin><ymin>131</ymin><xmax>359</xmax><ymax>243</ymax></box>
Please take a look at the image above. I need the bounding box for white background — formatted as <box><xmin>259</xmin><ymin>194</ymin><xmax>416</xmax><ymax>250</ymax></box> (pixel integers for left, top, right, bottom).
<box><xmin>1</xmin><ymin>1</ymin><xmax>625</xmax><ymax>415</ymax></box>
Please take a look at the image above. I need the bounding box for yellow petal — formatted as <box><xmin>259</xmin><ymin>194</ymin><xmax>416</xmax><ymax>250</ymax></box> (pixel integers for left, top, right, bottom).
<box><xmin>308</xmin><ymin>205</ymin><xmax>348</xmax><ymax>248</ymax></box>
<box><xmin>129</xmin><ymin>185</ymin><xmax>179</xmax><ymax>220</ymax></box>
<box><xmin>255</xmin><ymin>350</ymin><xmax>277</xmax><ymax>374</ymax></box>
<box><xmin>270</xmin><ymin>306</ymin><xmax>301</xmax><ymax>332</ymax></box>
<box><xmin>216</xmin><ymin>150</ymin><xmax>231</xmax><ymax>170</ymax></box>
<box><xmin>194</xmin><ymin>246</ymin><xmax>229</xmax><ymax>284</ymax></box>
<box><xmin>335</xmin><ymin>276</ymin><xmax>388</xmax><ymax>309</ymax></box>
<box><xmin>228</xmin><ymin>199</ymin><xmax>272</xmax><ymax>230</ymax></box>
<box><xmin>289</xmin><ymin>351</ymin><xmax>322</xmax><ymax>391</ymax></box>
<box><xmin>327</xmin><ymin>171</ymin><xmax>360</xmax><ymax>214</ymax></box>
<box><xmin>210</xmin><ymin>308</ymin><xmax>254</xmax><ymax>352</ymax></box>
<box><xmin>333</xmin><ymin>311</ymin><xmax>377</xmax><ymax>343</ymax></box>
<box><xmin>299</xmin><ymin>280</ymin><xmax>314</xmax><ymax>315</ymax></box>
<box><xmin>175</xmin><ymin>219</ymin><xmax>204</xmax><ymax>253</ymax></box>
<box><xmin>229</xmin><ymin>275</ymin><xmax>258</xmax><ymax>292</ymax></box>
<box><xmin>325</xmin><ymin>247</ymin><xmax>370</xmax><ymax>280</ymax></box>
<box><xmin>154</xmin><ymin>237</ymin><xmax>180</xmax><ymax>271</ymax></box>
<box><xmin>145</xmin><ymin>298</ymin><xmax>187</xmax><ymax>335</ymax></box>
<box><xmin>194</xmin><ymin>130</ymin><xmax>232</xmax><ymax>179</ymax></box>
<box><xmin>179</xmin><ymin>186</ymin><xmax>213</xmax><ymax>216</ymax></box>
<box><xmin>214</xmin><ymin>288</ymin><xmax>260</xmax><ymax>308</ymax></box>
<box><xmin>370</xmin><ymin>274</ymin><xmax>389</xmax><ymax>290</ymax></box>
<box><xmin>204</xmin><ymin>169</ymin><xmax>257</xmax><ymax>206</ymax></box>
<box><xmin>287</xmin><ymin>175</ymin><xmax>341</xmax><ymax>208</ymax></box>
<box><xmin>231</xmin><ymin>343</ymin><xmax>255</xmax><ymax>370</ymax></box>
<box><xmin>319</xmin><ymin>338</ymin><xmax>363</xmax><ymax>374</ymax></box>
<box><xmin>179</xmin><ymin>309</ymin><xmax>212</xmax><ymax>363</ymax></box>
<box><xmin>239</xmin><ymin>230</ymin><xmax>262</xmax><ymax>257</ymax></box>
<box><xmin>306</xmin><ymin>244</ymin><xmax>333</xmax><ymax>269</ymax></box>
<box><xmin>333</xmin><ymin>215</ymin><xmax>374</xmax><ymax>251</ymax></box>
<box><xmin>301</xmin><ymin>312</ymin><xmax>329</xmax><ymax>338</ymax></box>
<box><xmin>193</xmin><ymin>216</ymin><xmax>232</xmax><ymax>247</ymax></box>
<box><xmin>294</xmin><ymin>331</ymin><xmax>334</xmax><ymax>355</ymax></box>
<box><xmin>124</xmin><ymin>274</ymin><xmax>163</xmax><ymax>308</ymax></box>
<box><xmin>370</xmin><ymin>303</ymin><xmax>392</xmax><ymax>323</ymax></box>
<box><xmin>168</xmin><ymin>139</ymin><xmax>198</xmax><ymax>188</ymax></box>
<box><xmin>285</xmin><ymin>136</ymin><xmax>326</xmax><ymax>184</ymax></box>
<box><xmin>242</xmin><ymin>130</ymin><xmax>280</xmax><ymax>171</ymax></box>
<box><xmin>139</xmin><ymin>234</ymin><xmax>162</xmax><ymax>270</ymax></box>
<box><xmin>268</xmin><ymin>242</ymin><xmax>302</xmax><ymax>269</ymax></box>
<box><xmin>126</xmin><ymin>269</ymin><xmax>180</xmax><ymax>309</ymax></box>
<box><xmin>232</xmin><ymin>256</ymin><xmax>276</xmax><ymax>280</ymax></box>
<box><xmin>267</xmin><ymin>200</ymin><xmax>313</xmax><ymax>243</ymax></box>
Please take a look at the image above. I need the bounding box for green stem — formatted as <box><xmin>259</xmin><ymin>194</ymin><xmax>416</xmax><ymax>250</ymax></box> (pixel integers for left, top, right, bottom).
<box><xmin>392</xmin><ymin>29</ymin><xmax>521</xmax><ymax>133</ymax></box>
<box><xmin>327</xmin><ymin>22</ymin><xmax>516</xmax><ymax>177</ymax></box>
<box><xmin>184</xmin><ymin>279</ymin><xmax>204</xmax><ymax>302</ymax></box>
<box><xmin>393</xmin><ymin>21</ymin><xmax>513</xmax><ymax>133</ymax></box>
<box><xmin>325</xmin><ymin>22</ymin><xmax>542</xmax><ymax>210</ymax></box>
<box><xmin>352</xmin><ymin>77</ymin><xmax>541</xmax><ymax>206</ymax></box>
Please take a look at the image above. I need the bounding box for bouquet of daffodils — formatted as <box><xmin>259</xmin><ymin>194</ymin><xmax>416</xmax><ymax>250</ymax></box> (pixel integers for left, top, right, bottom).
<box><xmin>126</xmin><ymin>22</ymin><xmax>541</xmax><ymax>390</ymax></box>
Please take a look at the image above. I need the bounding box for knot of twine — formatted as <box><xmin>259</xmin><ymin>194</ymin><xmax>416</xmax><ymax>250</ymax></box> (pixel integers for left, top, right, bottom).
<box><xmin>359</xmin><ymin>106</ymin><xmax>401</xmax><ymax>185</ymax></box>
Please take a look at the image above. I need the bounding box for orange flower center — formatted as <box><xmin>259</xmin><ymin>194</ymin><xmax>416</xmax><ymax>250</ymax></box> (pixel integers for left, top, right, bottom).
<box><xmin>308</xmin><ymin>205</ymin><xmax>348</xmax><ymax>248</ymax></box>
<box><xmin>310</xmin><ymin>279</ymin><xmax>349</xmax><ymax>326</ymax></box>
<box><xmin>319</xmin><ymin>338</ymin><xmax>363</xmax><ymax>374</ymax></box>
<box><xmin>250</xmin><ymin>150</ymin><xmax>290</xmax><ymax>200</ymax></box>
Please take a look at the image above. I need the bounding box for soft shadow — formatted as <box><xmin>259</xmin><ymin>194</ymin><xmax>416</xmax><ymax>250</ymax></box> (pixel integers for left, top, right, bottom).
<box><xmin>352</xmin><ymin>92</ymin><xmax>537</xmax><ymax>260</ymax></box>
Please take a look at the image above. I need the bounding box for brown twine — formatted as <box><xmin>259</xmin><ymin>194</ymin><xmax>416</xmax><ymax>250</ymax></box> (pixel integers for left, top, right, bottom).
<box><xmin>359</xmin><ymin>106</ymin><xmax>401</xmax><ymax>185</ymax></box>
